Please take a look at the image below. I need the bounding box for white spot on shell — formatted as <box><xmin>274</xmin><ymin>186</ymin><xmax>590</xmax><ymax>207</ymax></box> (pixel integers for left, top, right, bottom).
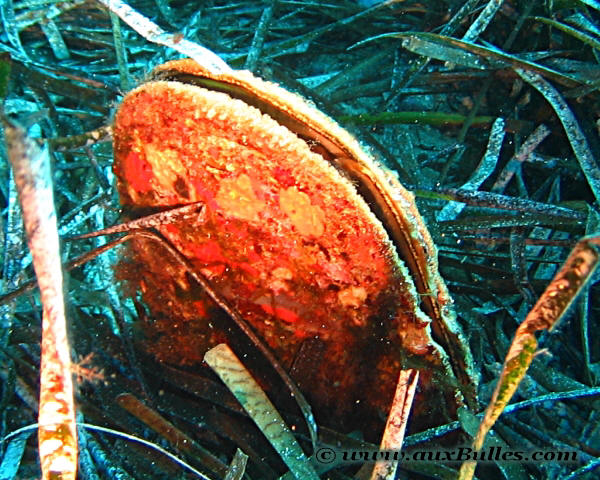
<box><xmin>40</xmin><ymin>439</ymin><xmax>62</xmax><ymax>457</ymax></box>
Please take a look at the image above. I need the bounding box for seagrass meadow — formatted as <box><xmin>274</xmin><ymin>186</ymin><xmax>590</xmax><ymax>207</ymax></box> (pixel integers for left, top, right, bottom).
<box><xmin>0</xmin><ymin>1</ymin><xmax>599</xmax><ymax>479</ymax></box>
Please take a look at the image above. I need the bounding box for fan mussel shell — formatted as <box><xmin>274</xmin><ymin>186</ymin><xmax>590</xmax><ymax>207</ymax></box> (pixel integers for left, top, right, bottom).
<box><xmin>113</xmin><ymin>59</ymin><xmax>477</xmax><ymax>435</ymax></box>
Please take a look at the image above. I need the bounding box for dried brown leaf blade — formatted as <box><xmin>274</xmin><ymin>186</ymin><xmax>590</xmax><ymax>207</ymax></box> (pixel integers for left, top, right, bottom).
<box><xmin>116</xmin><ymin>393</ymin><xmax>226</xmax><ymax>477</ymax></box>
<box><xmin>370</xmin><ymin>369</ymin><xmax>419</xmax><ymax>480</ymax></box>
<box><xmin>3</xmin><ymin>118</ymin><xmax>77</xmax><ymax>480</ymax></box>
<box><xmin>459</xmin><ymin>235</ymin><xmax>600</xmax><ymax>480</ymax></box>
<box><xmin>67</xmin><ymin>202</ymin><xmax>206</xmax><ymax>240</ymax></box>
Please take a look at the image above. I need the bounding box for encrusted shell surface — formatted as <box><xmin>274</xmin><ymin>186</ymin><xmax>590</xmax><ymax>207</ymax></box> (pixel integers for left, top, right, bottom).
<box><xmin>113</xmin><ymin>59</ymin><xmax>477</xmax><ymax>433</ymax></box>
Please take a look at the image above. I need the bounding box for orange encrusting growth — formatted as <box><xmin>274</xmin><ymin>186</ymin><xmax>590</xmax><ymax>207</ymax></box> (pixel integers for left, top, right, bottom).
<box><xmin>114</xmin><ymin>76</ymin><xmax>438</xmax><ymax>431</ymax></box>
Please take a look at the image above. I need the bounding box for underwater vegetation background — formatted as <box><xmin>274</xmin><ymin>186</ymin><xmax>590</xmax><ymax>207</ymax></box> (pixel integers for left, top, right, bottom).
<box><xmin>0</xmin><ymin>0</ymin><xmax>599</xmax><ymax>479</ymax></box>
